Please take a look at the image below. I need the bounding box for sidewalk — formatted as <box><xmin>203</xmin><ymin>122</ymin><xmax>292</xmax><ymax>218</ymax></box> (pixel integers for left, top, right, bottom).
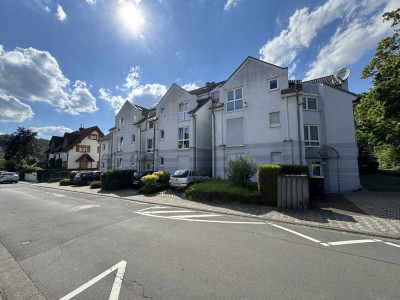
<box><xmin>30</xmin><ymin>181</ymin><xmax>400</xmax><ymax>239</ymax></box>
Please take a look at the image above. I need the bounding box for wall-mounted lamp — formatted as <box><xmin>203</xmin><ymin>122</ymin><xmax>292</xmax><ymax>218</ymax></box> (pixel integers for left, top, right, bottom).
<box><xmin>244</xmin><ymin>101</ymin><xmax>248</xmax><ymax>108</ymax></box>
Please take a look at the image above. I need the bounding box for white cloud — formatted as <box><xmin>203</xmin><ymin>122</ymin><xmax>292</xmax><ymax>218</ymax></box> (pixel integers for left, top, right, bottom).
<box><xmin>304</xmin><ymin>0</ymin><xmax>398</xmax><ymax>80</ymax></box>
<box><xmin>29</xmin><ymin>126</ymin><xmax>73</xmax><ymax>139</ymax></box>
<box><xmin>0</xmin><ymin>94</ymin><xmax>34</xmax><ymax>123</ymax></box>
<box><xmin>224</xmin><ymin>0</ymin><xmax>242</xmax><ymax>11</ymax></box>
<box><xmin>85</xmin><ymin>0</ymin><xmax>96</xmax><ymax>4</ymax></box>
<box><xmin>99</xmin><ymin>66</ymin><xmax>167</xmax><ymax>113</ymax></box>
<box><xmin>0</xmin><ymin>46</ymin><xmax>97</xmax><ymax>115</ymax></box>
<box><xmin>182</xmin><ymin>82</ymin><xmax>200</xmax><ymax>91</ymax></box>
<box><xmin>56</xmin><ymin>4</ymin><xmax>67</xmax><ymax>21</ymax></box>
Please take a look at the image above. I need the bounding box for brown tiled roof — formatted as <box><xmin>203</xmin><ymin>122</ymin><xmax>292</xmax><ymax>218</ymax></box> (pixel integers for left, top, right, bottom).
<box><xmin>64</xmin><ymin>126</ymin><xmax>104</xmax><ymax>151</ymax></box>
<box><xmin>303</xmin><ymin>75</ymin><xmax>342</xmax><ymax>86</ymax></box>
<box><xmin>188</xmin><ymin>81</ymin><xmax>226</xmax><ymax>96</ymax></box>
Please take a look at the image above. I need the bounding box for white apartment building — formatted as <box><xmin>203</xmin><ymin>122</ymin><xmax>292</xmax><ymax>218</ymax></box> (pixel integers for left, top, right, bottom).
<box><xmin>104</xmin><ymin>56</ymin><xmax>360</xmax><ymax>192</ymax></box>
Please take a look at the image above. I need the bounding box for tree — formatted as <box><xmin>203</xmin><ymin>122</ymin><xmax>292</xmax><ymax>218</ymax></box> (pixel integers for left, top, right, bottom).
<box><xmin>226</xmin><ymin>155</ymin><xmax>257</xmax><ymax>187</ymax></box>
<box><xmin>361</xmin><ymin>8</ymin><xmax>400</xmax><ymax>118</ymax></box>
<box><xmin>4</xmin><ymin>127</ymin><xmax>41</xmax><ymax>168</ymax></box>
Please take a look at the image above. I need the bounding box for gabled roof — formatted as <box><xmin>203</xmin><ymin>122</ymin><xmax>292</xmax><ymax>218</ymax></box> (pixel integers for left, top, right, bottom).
<box><xmin>99</xmin><ymin>133</ymin><xmax>111</xmax><ymax>141</ymax></box>
<box><xmin>75</xmin><ymin>153</ymin><xmax>95</xmax><ymax>162</ymax></box>
<box><xmin>189</xmin><ymin>97</ymin><xmax>211</xmax><ymax>114</ymax></box>
<box><xmin>188</xmin><ymin>81</ymin><xmax>226</xmax><ymax>96</ymax></box>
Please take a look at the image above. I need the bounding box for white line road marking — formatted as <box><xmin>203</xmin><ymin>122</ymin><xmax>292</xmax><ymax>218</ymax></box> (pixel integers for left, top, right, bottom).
<box><xmin>137</xmin><ymin>206</ymin><xmax>167</xmax><ymax>212</ymax></box>
<box><xmin>320</xmin><ymin>243</ymin><xmax>331</xmax><ymax>247</ymax></box>
<box><xmin>171</xmin><ymin>214</ymin><xmax>221</xmax><ymax>219</ymax></box>
<box><xmin>327</xmin><ymin>239</ymin><xmax>377</xmax><ymax>246</ymax></box>
<box><xmin>146</xmin><ymin>210</ymin><xmax>193</xmax><ymax>214</ymax></box>
<box><xmin>71</xmin><ymin>204</ymin><xmax>103</xmax><ymax>211</ymax></box>
<box><xmin>59</xmin><ymin>260</ymin><xmax>127</xmax><ymax>300</ymax></box>
<box><xmin>44</xmin><ymin>191</ymin><xmax>66</xmax><ymax>198</ymax></box>
<box><xmin>268</xmin><ymin>223</ymin><xmax>322</xmax><ymax>243</ymax></box>
<box><xmin>384</xmin><ymin>242</ymin><xmax>400</xmax><ymax>248</ymax></box>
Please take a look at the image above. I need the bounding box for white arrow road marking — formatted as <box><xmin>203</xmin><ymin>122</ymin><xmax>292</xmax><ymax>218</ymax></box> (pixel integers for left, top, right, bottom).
<box><xmin>59</xmin><ymin>260</ymin><xmax>127</xmax><ymax>300</ymax></box>
<box><xmin>268</xmin><ymin>223</ymin><xmax>322</xmax><ymax>243</ymax></box>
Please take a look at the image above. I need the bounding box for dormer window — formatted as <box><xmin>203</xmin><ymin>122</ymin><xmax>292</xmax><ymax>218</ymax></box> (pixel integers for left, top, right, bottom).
<box><xmin>91</xmin><ymin>133</ymin><xmax>98</xmax><ymax>140</ymax></box>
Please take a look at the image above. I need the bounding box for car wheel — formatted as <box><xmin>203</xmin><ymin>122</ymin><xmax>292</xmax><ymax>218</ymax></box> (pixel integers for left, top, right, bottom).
<box><xmin>15</xmin><ymin>181</ymin><xmax>18</xmax><ymax>183</ymax></box>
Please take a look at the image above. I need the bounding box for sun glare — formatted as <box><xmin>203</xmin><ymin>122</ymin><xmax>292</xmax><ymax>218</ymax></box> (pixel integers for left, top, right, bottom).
<box><xmin>119</xmin><ymin>2</ymin><xmax>145</xmax><ymax>36</ymax></box>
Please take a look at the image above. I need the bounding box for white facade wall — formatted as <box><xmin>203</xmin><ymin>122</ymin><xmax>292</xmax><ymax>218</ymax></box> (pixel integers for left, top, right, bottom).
<box><xmin>99</xmin><ymin>138</ymin><xmax>111</xmax><ymax>171</ymax></box>
<box><xmin>67</xmin><ymin>131</ymin><xmax>101</xmax><ymax>169</ymax></box>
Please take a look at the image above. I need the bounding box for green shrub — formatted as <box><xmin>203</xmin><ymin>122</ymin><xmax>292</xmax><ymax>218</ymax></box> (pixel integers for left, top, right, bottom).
<box><xmin>185</xmin><ymin>179</ymin><xmax>261</xmax><ymax>204</ymax></box>
<box><xmin>101</xmin><ymin>169</ymin><xmax>135</xmax><ymax>190</ymax></box>
<box><xmin>374</xmin><ymin>144</ymin><xmax>400</xmax><ymax>169</ymax></box>
<box><xmin>55</xmin><ymin>158</ymin><xmax>62</xmax><ymax>169</ymax></box>
<box><xmin>90</xmin><ymin>180</ymin><xmax>102</xmax><ymax>189</ymax></box>
<box><xmin>48</xmin><ymin>157</ymin><xmax>55</xmax><ymax>169</ymax></box>
<box><xmin>226</xmin><ymin>154</ymin><xmax>257</xmax><ymax>187</ymax></box>
<box><xmin>5</xmin><ymin>160</ymin><xmax>17</xmax><ymax>172</ymax></box>
<box><xmin>280</xmin><ymin>164</ymin><xmax>308</xmax><ymax>175</ymax></box>
<box><xmin>258</xmin><ymin>164</ymin><xmax>281</xmax><ymax>206</ymax></box>
<box><xmin>142</xmin><ymin>174</ymin><xmax>158</xmax><ymax>185</ymax></box>
<box><xmin>36</xmin><ymin>169</ymin><xmax>65</xmax><ymax>182</ymax></box>
<box><xmin>153</xmin><ymin>171</ymin><xmax>170</xmax><ymax>184</ymax></box>
<box><xmin>139</xmin><ymin>183</ymin><xmax>166</xmax><ymax>194</ymax></box>
<box><xmin>59</xmin><ymin>178</ymin><xmax>72</xmax><ymax>186</ymax></box>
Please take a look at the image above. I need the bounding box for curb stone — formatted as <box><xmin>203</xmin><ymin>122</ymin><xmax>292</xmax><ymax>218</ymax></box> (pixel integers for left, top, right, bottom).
<box><xmin>28</xmin><ymin>182</ymin><xmax>400</xmax><ymax>240</ymax></box>
<box><xmin>0</xmin><ymin>242</ymin><xmax>46</xmax><ymax>300</ymax></box>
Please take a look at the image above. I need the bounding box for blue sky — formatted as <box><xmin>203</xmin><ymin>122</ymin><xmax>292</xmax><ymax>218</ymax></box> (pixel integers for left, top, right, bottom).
<box><xmin>0</xmin><ymin>0</ymin><xmax>397</xmax><ymax>139</ymax></box>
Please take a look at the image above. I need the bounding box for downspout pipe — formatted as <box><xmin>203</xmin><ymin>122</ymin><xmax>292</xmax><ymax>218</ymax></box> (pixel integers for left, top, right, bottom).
<box><xmin>153</xmin><ymin>121</ymin><xmax>156</xmax><ymax>171</ymax></box>
<box><xmin>296</xmin><ymin>85</ymin><xmax>303</xmax><ymax>165</ymax></box>
<box><xmin>211</xmin><ymin>107</ymin><xmax>216</xmax><ymax>178</ymax></box>
<box><xmin>192</xmin><ymin>114</ymin><xmax>197</xmax><ymax>170</ymax></box>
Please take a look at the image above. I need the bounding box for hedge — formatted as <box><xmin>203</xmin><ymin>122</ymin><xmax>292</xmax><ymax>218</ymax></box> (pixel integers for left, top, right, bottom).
<box><xmin>184</xmin><ymin>179</ymin><xmax>261</xmax><ymax>204</ymax></box>
<box><xmin>90</xmin><ymin>180</ymin><xmax>102</xmax><ymax>189</ymax></box>
<box><xmin>280</xmin><ymin>164</ymin><xmax>308</xmax><ymax>175</ymax></box>
<box><xmin>101</xmin><ymin>169</ymin><xmax>135</xmax><ymax>190</ymax></box>
<box><xmin>258</xmin><ymin>164</ymin><xmax>281</xmax><ymax>206</ymax></box>
<box><xmin>139</xmin><ymin>171</ymin><xmax>170</xmax><ymax>194</ymax></box>
<box><xmin>59</xmin><ymin>178</ymin><xmax>72</xmax><ymax>186</ymax></box>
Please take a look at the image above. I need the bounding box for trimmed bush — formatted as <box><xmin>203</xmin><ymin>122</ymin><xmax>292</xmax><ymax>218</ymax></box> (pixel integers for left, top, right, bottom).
<box><xmin>90</xmin><ymin>180</ymin><xmax>102</xmax><ymax>189</ymax></box>
<box><xmin>226</xmin><ymin>154</ymin><xmax>257</xmax><ymax>187</ymax></box>
<box><xmin>141</xmin><ymin>174</ymin><xmax>158</xmax><ymax>185</ymax></box>
<box><xmin>185</xmin><ymin>179</ymin><xmax>261</xmax><ymax>204</ymax></box>
<box><xmin>101</xmin><ymin>169</ymin><xmax>135</xmax><ymax>190</ymax></box>
<box><xmin>153</xmin><ymin>171</ymin><xmax>170</xmax><ymax>184</ymax></box>
<box><xmin>59</xmin><ymin>178</ymin><xmax>72</xmax><ymax>186</ymax></box>
<box><xmin>139</xmin><ymin>183</ymin><xmax>166</xmax><ymax>194</ymax></box>
<box><xmin>281</xmin><ymin>164</ymin><xmax>308</xmax><ymax>175</ymax></box>
<box><xmin>258</xmin><ymin>164</ymin><xmax>281</xmax><ymax>206</ymax></box>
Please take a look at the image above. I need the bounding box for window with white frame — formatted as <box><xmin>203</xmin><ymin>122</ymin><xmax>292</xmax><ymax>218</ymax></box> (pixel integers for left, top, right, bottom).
<box><xmin>160</xmin><ymin>129</ymin><xmax>165</xmax><ymax>140</ymax></box>
<box><xmin>147</xmin><ymin>139</ymin><xmax>153</xmax><ymax>152</ymax></box>
<box><xmin>102</xmin><ymin>144</ymin><xmax>105</xmax><ymax>150</ymax></box>
<box><xmin>133</xmin><ymin>115</ymin><xmax>137</xmax><ymax>122</ymax></box>
<box><xmin>178</xmin><ymin>102</ymin><xmax>189</xmax><ymax>121</ymax></box>
<box><xmin>117</xmin><ymin>158</ymin><xmax>122</xmax><ymax>168</ymax></box>
<box><xmin>148</xmin><ymin>121</ymin><xmax>154</xmax><ymax>129</ymax></box>
<box><xmin>118</xmin><ymin>118</ymin><xmax>124</xmax><ymax>131</ymax></box>
<box><xmin>160</xmin><ymin>156</ymin><xmax>164</xmax><ymax>166</ymax></box>
<box><xmin>309</xmin><ymin>161</ymin><xmax>323</xmax><ymax>176</ymax></box>
<box><xmin>304</xmin><ymin>125</ymin><xmax>319</xmax><ymax>146</ymax></box>
<box><xmin>227</xmin><ymin>88</ymin><xmax>243</xmax><ymax>112</ymax></box>
<box><xmin>131</xmin><ymin>134</ymin><xmax>136</xmax><ymax>143</ymax></box>
<box><xmin>271</xmin><ymin>152</ymin><xmax>282</xmax><ymax>164</ymax></box>
<box><xmin>178</xmin><ymin>127</ymin><xmax>189</xmax><ymax>149</ymax></box>
<box><xmin>118</xmin><ymin>137</ymin><xmax>123</xmax><ymax>152</ymax></box>
<box><xmin>160</xmin><ymin>107</ymin><xmax>165</xmax><ymax>116</ymax></box>
<box><xmin>269</xmin><ymin>111</ymin><xmax>280</xmax><ymax>127</ymax></box>
<box><xmin>268</xmin><ymin>78</ymin><xmax>279</xmax><ymax>91</ymax></box>
<box><xmin>91</xmin><ymin>133</ymin><xmax>98</xmax><ymax>140</ymax></box>
<box><xmin>302</xmin><ymin>96</ymin><xmax>318</xmax><ymax>110</ymax></box>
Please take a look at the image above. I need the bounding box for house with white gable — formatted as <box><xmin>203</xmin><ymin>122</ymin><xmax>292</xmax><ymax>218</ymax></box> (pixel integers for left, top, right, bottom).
<box><xmin>46</xmin><ymin>126</ymin><xmax>104</xmax><ymax>169</ymax></box>
<box><xmin>210</xmin><ymin>56</ymin><xmax>360</xmax><ymax>192</ymax></box>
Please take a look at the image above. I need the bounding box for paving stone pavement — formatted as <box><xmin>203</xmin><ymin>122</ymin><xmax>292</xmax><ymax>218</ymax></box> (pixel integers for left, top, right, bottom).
<box><xmin>30</xmin><ymin>182</ymin><xmax>400</xmax><ymax>239</ymax></box>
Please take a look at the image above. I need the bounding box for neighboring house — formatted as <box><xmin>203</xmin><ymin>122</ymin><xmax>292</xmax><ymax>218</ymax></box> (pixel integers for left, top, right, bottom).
<box><xmin>210</xmin><ymin>56</ymin><xmax>360</xmax><ymax>192</ymax></box>
<box><xmin>46</xmin><ymin>126</ymin><xmax>104</xmax><ymax>169</ymax></box>
<box><xmin>134</xmin><ymin>108</ymin><xmax>156</xmax><ymax>171</ymax></box>
<box><xmin>99</xmin><ymin>133</ymin><xmax>112</xmax><ymax>171</ymax></box>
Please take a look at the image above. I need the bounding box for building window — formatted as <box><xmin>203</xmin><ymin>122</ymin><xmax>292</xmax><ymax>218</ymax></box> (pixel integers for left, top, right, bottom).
<box><xmin>149</xmin><ymin>121</ymin><xmax>154</xmax><ymax>129</ymax></box>
<box><xmin>269</xmin><ymin>111</ymin><xmax>280</xmax><ymax>127</ymax></box>
<box><xmin>178</xmin><ymin>127</ymin><xmax>189</xmax><ymax>149</ymax></box>
<box><xmin>79</xmin><ymin>145</ymin><xmax>89</xmax><ymax>153</ymax></box>
<box><xmin>160</xmin><ymin>156</ymin><xmax>164</xmax><ymax>166</ymax></box>
<box><xmin>304</xmin><ymin>125</ymin><xmax>319</xmax><ymax>146</ymax></box>
<box><xmin>160</xmin><ymin>107</ymin><xmax>165</xmax><ymax>116</ymax></box>
<box><xmin>118</xmin><ymin>137</ymin><xmax>123</xmax><ymax>152</ymax></box>
<box><xmin>97</xmin><ymin>146</ymin><xmax>100</xmax><ymax>153</ymax></box>
<box><xmin>271</xmin><ymin>152</ymin><xmax>282</xmax><ymax>164</ymax></box>
<box><xmin>133</xmin><ymin>115</ymin><xmax>137</xmax><ymax>122</ymax></box>
<box><xmin>302</xmin><ymin>97</ymin><xmax>318</xmax><ymax>110</ymax></box>
<box><xmin>227</xmin><ymin>118</ymin><xmax>244</xmax><ymax>146</ymax></box>
<box><xmin>102</xmin><ymin>144</ymin><xmax>105</xmax><ymax>150</ymax></box>
<box><xmin>131</xmin><ymin>134</ymin><xmax>136</xmax><ymax>143</ymax></box>
<box><xmin>102</xmin><ymin>162</ymin><xmax>105</xmax><ymax>168</ymax></box>
<box><xmin>117</xmin><ymin>158</ymin><xmax>122</xmax><ymax>168</ymax></box>
<box><xmin>160</xmin><ymin>130</ymin><xmax>165</xmax><ymax>140</ymax></box>
<box><xmin>309</xmin><ymin>161</ymin><xmax>322</xmax><ymax>176</ymax></box>
<box><xmin>118</xmin><ymin>118</ymin><xmax>124</xmax><ymax>131</ymax></box>
<box><xmin>91</xmin><ymin>134</ymin><xmax>98</xmax><ymax>140</ymax></box>
<box><xmin>147</xmin><ymin>139</ymin><xmax>153</xmax><ymax>152</ymax></box>
<box><xmin>178</xmin><ymin>102</ymin><xmax>190</xmax><ymax>121</ymax></box>
<box><xmin>268</xmin><ymin>78</ymin><xmax>279</xmax><ymax>91</ymax></box>
<box><xmin>227</xmin><ymin>88</ymin><xmax>243</xmax><ymax>112</ymax></box>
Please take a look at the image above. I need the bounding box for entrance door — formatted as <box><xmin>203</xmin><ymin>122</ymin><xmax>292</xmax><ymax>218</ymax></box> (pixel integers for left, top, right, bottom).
<box><xmin>80</xmin><ymin>161</ymin><xmax>88</xmax><ymax>169</ymax></box>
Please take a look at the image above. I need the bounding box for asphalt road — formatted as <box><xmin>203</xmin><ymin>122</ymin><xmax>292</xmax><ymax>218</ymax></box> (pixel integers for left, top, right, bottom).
<box><xmin>0</xmin><ymin>183</ymin><xmax>399</xmax><ymax>300</ymax></box>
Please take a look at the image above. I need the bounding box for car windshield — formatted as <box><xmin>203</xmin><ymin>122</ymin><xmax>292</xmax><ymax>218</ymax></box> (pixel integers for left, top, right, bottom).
<box><xmin>74</xmin><ymin>172</ymin><xmax>83</xmax><ymax>178</ymax></box>
<box><xmin>172</xmin><ymin>170</ymin><xmax>189</xmax><ymax>178</ymax></box>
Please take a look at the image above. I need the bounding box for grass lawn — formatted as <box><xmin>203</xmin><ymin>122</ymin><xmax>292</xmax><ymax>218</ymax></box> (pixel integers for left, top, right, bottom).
<box><xmin>184</xmin><ymin>179</ymin><xmax>261</xmax><ymax>204</ymax></box>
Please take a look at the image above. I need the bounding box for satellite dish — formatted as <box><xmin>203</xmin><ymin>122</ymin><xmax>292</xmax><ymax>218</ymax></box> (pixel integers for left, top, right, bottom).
<box><xmin>334</xmin><ymin>67</ymin><xmax>351</xmax><ymax>81</ymax></box>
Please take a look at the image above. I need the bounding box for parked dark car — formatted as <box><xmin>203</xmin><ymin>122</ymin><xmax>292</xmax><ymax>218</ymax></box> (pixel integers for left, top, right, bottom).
<box><xmin>132</xmin><ymin>171</ymin><xmax>153</xmax><ymax>189</ymax></box>
<box><xmin>73</xmin><ymin>171</ymin><xmax>102</xmax><ymax>186</ymax></box>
